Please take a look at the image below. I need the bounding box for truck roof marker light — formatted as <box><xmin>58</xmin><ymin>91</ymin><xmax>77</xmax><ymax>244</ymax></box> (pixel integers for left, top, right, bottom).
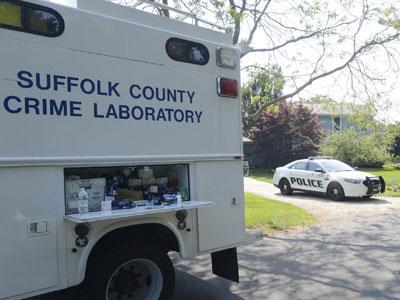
<box><xmin>217</xmin><ymin>77</ymin><xmax>238</xmax><ymax>98</ymax></box>
<box><xmin>216</xmin><ymin>47</ymin><xmax>237</xmax><ymax>69</ymax></box>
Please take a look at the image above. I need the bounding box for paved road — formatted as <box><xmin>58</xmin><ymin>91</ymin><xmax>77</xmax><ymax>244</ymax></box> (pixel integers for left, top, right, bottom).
<box><xmin>172</xmin><ymin>179</ymin><xmax>400</xmax><ymax>300</ymax></box>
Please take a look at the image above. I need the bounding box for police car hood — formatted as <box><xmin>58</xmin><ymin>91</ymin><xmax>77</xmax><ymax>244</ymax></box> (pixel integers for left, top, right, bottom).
<box><xmin>332</xmin><ymin>170</ymin><xmax>376</xmax><ymax>179</ymax></box>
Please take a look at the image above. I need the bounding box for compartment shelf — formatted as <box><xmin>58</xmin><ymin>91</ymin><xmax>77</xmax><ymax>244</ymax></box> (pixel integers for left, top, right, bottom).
<box><xmin>64</xmin><ymin>200</ymin><xmax>214</xmax><ymax>223</ymax></box>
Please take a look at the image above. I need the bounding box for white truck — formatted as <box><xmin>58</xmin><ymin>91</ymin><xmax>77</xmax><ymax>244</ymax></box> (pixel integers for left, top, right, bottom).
<box><xmin>0</xmin><ymin>0</ymin><xmax>246</xmax><ymax>299</ymax></box>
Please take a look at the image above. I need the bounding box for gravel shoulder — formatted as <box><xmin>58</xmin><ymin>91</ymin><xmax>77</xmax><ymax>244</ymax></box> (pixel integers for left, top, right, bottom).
<box><xmin>244</xmin><ymin>177</ymin><xmax>400</xmax><ymax>223</ymax></box>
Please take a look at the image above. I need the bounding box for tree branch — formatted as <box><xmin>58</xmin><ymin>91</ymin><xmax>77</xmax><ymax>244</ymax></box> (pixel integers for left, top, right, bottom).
<box><xmin>249</xmin><ymin>32</ymin><xmax>400</xmax><ymax>118</ymax></box>
<box><xmin>246</xmin><ymin>0</ymin><xmax>272</xmax><ymax>46</ymax></box>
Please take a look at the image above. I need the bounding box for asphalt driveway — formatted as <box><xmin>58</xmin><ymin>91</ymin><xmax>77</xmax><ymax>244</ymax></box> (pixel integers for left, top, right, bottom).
<box><xmin>172</xmin><ymin>178</ymin><xmax>400</xmax><ymax>300</ymax></box>
<box><xmin>173</xmin><ymin>212</ymin><xmax>400</xmax><ymax>300</ymax></box>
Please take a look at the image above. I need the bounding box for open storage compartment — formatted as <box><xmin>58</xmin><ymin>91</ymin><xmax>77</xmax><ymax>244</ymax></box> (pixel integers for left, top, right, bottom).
<box><xmin>63</xmin><ymin>163</ymin><xmax>212</xmax><ymax>223</ymax></box>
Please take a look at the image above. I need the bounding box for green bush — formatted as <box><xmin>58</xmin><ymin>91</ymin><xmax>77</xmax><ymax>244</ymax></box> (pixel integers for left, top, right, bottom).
<box><xmin>385</xmin><ymin>123</ymin><xmax>400</xmax><ymax>161</ymax></box>
<box><xmin>321</xmin><ymin>129</ymin><xmax>390</xmax><ymax>167</ymax></box>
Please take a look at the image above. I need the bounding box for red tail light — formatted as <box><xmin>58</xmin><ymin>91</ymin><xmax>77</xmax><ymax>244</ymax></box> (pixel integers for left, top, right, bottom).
<box><xmin>217</xmin><ymin>77</ymin><xmax>238</xmax><ymax>98</ymax></box>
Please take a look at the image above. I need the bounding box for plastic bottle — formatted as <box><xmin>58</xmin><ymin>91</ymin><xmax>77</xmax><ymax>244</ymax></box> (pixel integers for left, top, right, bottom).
<box><xmin>176</xmin><ymin>192</ymin><xmax>182</xmax><ymax>206</ymax></box>
<box><xmin>78</xmin><ymin>187</ymin><xmax>89</xmax><ymax>214</ymax></box>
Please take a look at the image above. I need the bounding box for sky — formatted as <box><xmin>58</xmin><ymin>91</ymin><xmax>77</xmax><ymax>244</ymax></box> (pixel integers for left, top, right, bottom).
<box><xmin>238</xmin><ymin>0</ymin><xmax>400</xmax><ymax>123</ymax></box>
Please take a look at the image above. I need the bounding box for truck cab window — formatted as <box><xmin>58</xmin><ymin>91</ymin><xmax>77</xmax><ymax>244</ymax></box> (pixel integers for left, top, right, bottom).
<box><xmin>0</xmin><ymin>0</ymin><xmax>64</xmax><ymax>37</ymax></box>
<box><xmin>27</xmin><ymin>7</ymin><xmax>62</xmax><ymax>34</ymax></box>
<box><xmin>166</xmin><ymin>38</ymin><xmax>209</xmax><ymax>65</ymax></box>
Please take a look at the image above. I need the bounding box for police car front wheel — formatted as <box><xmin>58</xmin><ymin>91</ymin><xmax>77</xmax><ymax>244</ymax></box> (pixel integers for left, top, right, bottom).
<box><xmin>327</xmin><ymin>182</ymin><xmax>345</xmax><ymax>201</ymax></box>
<box><xmin>279</xmin><ymin>178</ymin><xmax>293</xmax><ymax>195</ymax></box>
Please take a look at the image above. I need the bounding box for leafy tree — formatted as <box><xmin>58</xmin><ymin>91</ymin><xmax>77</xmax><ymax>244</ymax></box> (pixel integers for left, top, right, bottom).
<box><xmin>249</xmin><ymin>102</ymin><xmax>322</xmax><ymax>168</ymax></box>
<box><xmin>321</xmin><ymin>129</ymin><xmax>390</xmax><ymax>167</ymax></box>
<box><xmin>390</xmin><ymin>135</ymin><xmax>400</xmax><ymax>158</ymax></box>
<box><xmin>242</xmin><ymin>66</ymin><xmax>284</xmax><ymax>135</ymax></box>
<box><xmin>123</xmin><ymin>0</ymin><xmax>400</xmax><ymax>115</ymax></box>
<box><xmin>385</xmin><ymin>123</ymin><xmax>400</xmax><ymax>158</ymax></box>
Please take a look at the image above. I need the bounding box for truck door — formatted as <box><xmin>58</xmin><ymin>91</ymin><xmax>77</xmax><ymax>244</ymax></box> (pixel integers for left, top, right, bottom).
<box><xmin>0</xmin><ymin>167</ymin><xmax>59</xmax><ymax>299</ymax></box>
<box><xmin>195</xmin><ymin>161</ymin><xmax>246</xmax><ymax>252</ymax></box>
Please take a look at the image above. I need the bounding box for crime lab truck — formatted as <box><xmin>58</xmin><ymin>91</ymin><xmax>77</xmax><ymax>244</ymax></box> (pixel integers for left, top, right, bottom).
<box><xmin>0</xmin><ymin>0</ymin><xmax>246</xmax><ymax>299</ymax></box>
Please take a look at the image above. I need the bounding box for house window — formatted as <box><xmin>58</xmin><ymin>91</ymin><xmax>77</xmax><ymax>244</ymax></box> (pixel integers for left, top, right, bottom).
<box><xmin>333</xmin><ymin>117</ymin><xmax>341</xmax><ymax>131</ymax></box>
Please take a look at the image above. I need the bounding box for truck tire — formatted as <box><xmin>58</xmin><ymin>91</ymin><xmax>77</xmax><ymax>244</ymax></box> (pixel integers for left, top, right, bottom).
<box><xmin>279</xmin><ymin>178</ymin><xmax>293</xmax><ymax>195</ymax></box>
<box><xmin>86</xmin><ymin>242</ymin><xmax>175</xmax><ymax>300</ymax></box>
<box><xmin>327</xmin><ymin>182</ymin><xmax>345</xmax><ymax>201</ymax></box>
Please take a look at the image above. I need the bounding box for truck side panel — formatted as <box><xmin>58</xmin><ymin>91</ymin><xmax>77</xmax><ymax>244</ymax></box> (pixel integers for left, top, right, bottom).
<box><xmin>0</xmin><ymin>167</ymin><xmax>59</xmax><ymax>298</ymax></box>
<box><xmin>0</xmin><ymin>1</ymin><xmax>241</xmax><ymax>161</ymax></box>
<box><xmin>0</xmin><ymin>1</ymin><xmax>245</xmax><ymax>297</ymax></box>
<box><xmin>195</xmin><ymin>161</ymin><xmax>245</xmax><ymax>251</ymax></box>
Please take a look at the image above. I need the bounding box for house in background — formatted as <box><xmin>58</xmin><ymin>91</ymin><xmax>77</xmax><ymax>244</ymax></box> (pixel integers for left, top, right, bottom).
<box><xmin>302</xmin><ymin>103</ymin><xmax>358</xmax><ymax>134</ymax></box>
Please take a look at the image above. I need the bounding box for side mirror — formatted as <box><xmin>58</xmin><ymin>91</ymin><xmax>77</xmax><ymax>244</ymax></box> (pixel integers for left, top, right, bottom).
<box><xmin>354</xmin><ymin>167</ymin><xmax>359</xmax><ymax>170</ymax></box>
<box><xmin>315</xmin><ymin>168</ymin><xmax>324</xmax><ymax>173</ymax></box>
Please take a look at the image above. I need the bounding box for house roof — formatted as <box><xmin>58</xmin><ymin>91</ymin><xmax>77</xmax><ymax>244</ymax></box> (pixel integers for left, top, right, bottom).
<box><xmin>300</xmin><ymin>102</ymin><xmax>353</xmax><ymax>116</ymax></box>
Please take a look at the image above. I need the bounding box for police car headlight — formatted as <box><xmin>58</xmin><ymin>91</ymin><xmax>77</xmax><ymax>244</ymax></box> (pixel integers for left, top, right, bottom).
<box><xmin>343</xmin><ymin>178</ymin><xmax>362</xmax><ymax>184</ymax></box>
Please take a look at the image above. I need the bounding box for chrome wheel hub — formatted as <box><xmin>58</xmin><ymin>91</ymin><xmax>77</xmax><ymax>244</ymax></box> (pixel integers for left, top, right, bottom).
<box><xmin>106</xmin><ymin>258</ymin><xmax>162</xmax><ymax>300</ymax></box>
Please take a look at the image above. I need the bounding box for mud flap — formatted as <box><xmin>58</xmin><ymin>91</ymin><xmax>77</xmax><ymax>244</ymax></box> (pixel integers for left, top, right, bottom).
<box><xmin>211</xmin><ymin>247</ymin><xmax>239</xmax><ymax>282</ymax></box>
<box><xmin>379</xmin><ymin>176</ymin><xmax>385</xmax><ymax>193</ymax></box>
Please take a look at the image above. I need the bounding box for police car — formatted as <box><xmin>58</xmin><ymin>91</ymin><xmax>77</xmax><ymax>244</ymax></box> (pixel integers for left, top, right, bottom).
<box><xmin>273</xmin><ymin>157</ymin><xmax>385</xmax><ymax>200</ymax></box>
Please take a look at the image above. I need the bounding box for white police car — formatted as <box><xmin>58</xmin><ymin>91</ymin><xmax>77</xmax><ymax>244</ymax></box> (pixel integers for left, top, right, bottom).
<box><xmin>273</xmin><ymin>157</ymin><xmax>385</xmax><ymax>201</ymax></box>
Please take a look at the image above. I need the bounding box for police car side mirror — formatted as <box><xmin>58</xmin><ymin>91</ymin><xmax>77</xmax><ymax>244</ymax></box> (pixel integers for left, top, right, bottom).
<box><xmin>315</xmin><ymin>168</ymin><xmax>325</xmax><ymax>173</ymax></box>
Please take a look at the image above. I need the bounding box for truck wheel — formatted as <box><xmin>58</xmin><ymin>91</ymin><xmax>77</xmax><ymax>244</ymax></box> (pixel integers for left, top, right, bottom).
<box><xmin>86</xmin><ymin>242</ymin><xmax>175</xmax><ymax>300</ymax></box>
<box><xmin>327</xmin><ymin>182</ymin><xmax>345</xmax><ymax>201</ymax></box>
<box><xmin>279</xmin><ymin>178</ymin><xmax>293</xmax><ymax>195</ymax></box>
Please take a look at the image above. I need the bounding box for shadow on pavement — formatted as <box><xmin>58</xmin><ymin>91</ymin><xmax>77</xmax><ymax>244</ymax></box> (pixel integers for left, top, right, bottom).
<box><xmin>172</xmin><ymin>269</ymin><xmax>244</xmax><ymax>300</ymax></box>
<box><xmin>27</xmin><ymin>267</ymin><xmax>243</xmax><ymax>300</ymax></box>
<box><xmin>272</xmin><ymin>191</ymin><xmax>390</xmax><ymax>205</ymax></box>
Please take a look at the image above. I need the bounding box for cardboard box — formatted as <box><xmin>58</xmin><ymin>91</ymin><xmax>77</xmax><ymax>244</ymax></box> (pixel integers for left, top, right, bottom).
<box><xmin>65</xmin><ymin>178</ymin><xmax>106</xmax><ymax>214</ymax></box>
<box><xmin>116</xmin><ymin>189</ymin><xmax>144</xmax><ymax>201</ymax></box>
<box><xmin>128</xmin><ymin>178</ymin><xmax>142</xmax><ymax>187</ymax></box>
<box><xmin>142</xmin><ymin>176</ymin><xmax>156</xmax><ymax>186</ymax></box>
<box><xmin>156</xmin><ymin>177</ymin><xmax>168</xmax><ymax>186</ymax></box>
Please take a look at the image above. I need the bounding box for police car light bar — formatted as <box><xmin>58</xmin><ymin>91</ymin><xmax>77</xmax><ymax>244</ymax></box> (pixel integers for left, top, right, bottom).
<box><xmin>308</xmin><ymin>156</ymin><xmax>332</xmax><ymax>160</ymax></box>
<box><xmin>217</xmin><ymin>77</ymin><xmax>238</xmax><ymax>98</ymax></box>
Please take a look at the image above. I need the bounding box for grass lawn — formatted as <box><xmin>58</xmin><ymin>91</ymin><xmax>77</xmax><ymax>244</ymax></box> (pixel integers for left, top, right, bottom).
<box><xmin>245</xmin><ymin>192</ymin><xmax>316</xmax><ymax>233</ymax></box>
<box><xmin>360</xmin><ymin>164</ymin><xmax>400</xmax><ymax>197</ymax></box>
<box><xmin>248</xmin><ymin>169</ymin><xmax>274</xmax><ymax>184</ymax></box>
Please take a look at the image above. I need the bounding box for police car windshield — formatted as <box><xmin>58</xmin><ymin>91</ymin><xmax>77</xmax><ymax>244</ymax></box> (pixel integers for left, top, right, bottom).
<box><xmin>319</xmin><ymin>160</ymin><xmax>354</xmax><ymax>172</ymax></box>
